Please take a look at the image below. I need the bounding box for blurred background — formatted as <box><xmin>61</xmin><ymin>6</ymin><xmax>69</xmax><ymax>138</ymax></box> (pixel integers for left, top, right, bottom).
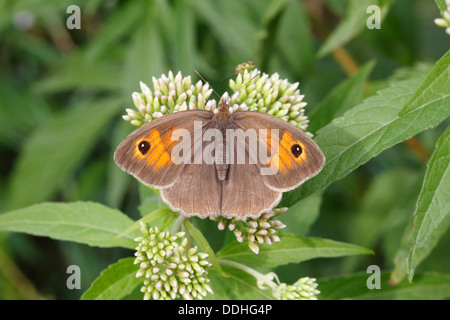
<box><xmin>0</xmin><ymin>0</ymin><xmax>448</xmax><ymax>299</ymax></box>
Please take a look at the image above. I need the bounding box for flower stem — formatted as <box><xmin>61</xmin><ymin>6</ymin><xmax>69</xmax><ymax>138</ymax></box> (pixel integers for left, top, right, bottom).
<box><xmin>171</xmin><ymin>215</ymin><xmax>186</xmax><ymax>234</ymax></box>
<box><xmin>217</xmin><ymin>258</ymin><xmax>277</xmax><ymax>290</ymax></box>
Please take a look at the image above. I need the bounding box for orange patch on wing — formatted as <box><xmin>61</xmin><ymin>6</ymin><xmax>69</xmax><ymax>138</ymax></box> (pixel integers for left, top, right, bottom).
<box><xmin>267</xmin><ymin>132</ymin><xmax>308</xmax><ymax>173</ymax></box>
<box><xmin>147</xmin><ymin>130</ymin><xmax>173</xmax><ymax>170</ymax></box>
<box><xmin>280</xmin><ymin>132</ymin><xmax>307</xmax><ymax>163</ymax></box>
<box><xmin>154</xmin><ymin>150</ymin><xmax>171</xmax><ymax>169</ymax></box>
<box><xmin>133</xmin><ymin>129</ymin><xmax>173</xmax><ymax>170</ymax></box>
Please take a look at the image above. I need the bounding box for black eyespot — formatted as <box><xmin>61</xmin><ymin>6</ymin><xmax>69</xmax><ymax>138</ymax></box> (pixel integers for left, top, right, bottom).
<box><xmin>138</xmin><ymin>140</ymin><xmax>151</xmax><ymax>155</ymax></box>
<box><xmin>291</xmin><ymin>144</ymin><xmax>303</xmax><ymax>158</ymax></box>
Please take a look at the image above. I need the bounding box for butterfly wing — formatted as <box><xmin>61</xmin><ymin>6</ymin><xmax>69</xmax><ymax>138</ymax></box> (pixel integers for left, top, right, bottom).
<box><xmin>114</xmin><ymin>110</ymin><xmax>215</xmax><ymax>189</ymax></box>
<box><xmin>160</xmin><ymin>158</ymin><xmax>222</xmax><ymax>217</ymax></box>
<box><xmin>220</xmin><ymin>157</ymin><xmax>282</xmax><ymax>219</ymax></box>
<box><xmin>232</xmin><ymin>111</ymin><xmax>325</xmax><ymax>192</ymax></box>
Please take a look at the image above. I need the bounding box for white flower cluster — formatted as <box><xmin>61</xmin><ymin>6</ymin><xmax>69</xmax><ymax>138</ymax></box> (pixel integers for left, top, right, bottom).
<box><xmin>123</xmin><ymin>63</ymin><xmax>310</xmax><ymax>133</ymax></box>
<box><xmin>272</xmin><ymin>277</ymin><xmax>320</xmax><ymax>300</ymax></box>
<box><xmin>124</xmin><ymin>71</ymin><xmax>215</xmax><ymax>127</ymax></box>
<box><xmin>212</xmin><ymin>207</ymin><xmax>287</xmax><ymax>254</ymax></box>
<box><xmin>435</xmin><ymin>0</ymin><xmax>450</xmax><ymax>35</ymax></box>
<box><xmin>134</xmin><ymin>222</ymin><xmax>213</xmax><ymax>300</ymax></box>
<box><xmin>229</xmin><ymin>68</ymin><xmax>310</xmax><ymax>132</ymax></box>
<box><xmin>256</xmin><ymin>272</ymin><xmax>320</xmax><ymax>300</ymax></box>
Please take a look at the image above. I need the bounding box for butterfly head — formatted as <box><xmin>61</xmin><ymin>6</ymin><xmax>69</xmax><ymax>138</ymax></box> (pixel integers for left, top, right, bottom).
<box><xmin>218</xmin><ymin>95</ymin><xmax>231</xmax><ymax>115</ymax></box>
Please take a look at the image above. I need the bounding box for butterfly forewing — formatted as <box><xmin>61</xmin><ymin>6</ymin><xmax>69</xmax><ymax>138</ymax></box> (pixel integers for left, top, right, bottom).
<box><xmin>232</xmin><ymin>111</ymin><xmax>325</xmax><ymax>192</ymax></box>
<box><xmin>114</xmin><ymin>110</ymin><xmax>215</xmax><ymax>189</ymax></box>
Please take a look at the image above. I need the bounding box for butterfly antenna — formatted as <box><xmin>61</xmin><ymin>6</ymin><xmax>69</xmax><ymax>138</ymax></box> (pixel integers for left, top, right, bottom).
<box><xmin>193</xmin><ymin>69</ymin><xmax>221</xmax><ymax>100</ymax></box>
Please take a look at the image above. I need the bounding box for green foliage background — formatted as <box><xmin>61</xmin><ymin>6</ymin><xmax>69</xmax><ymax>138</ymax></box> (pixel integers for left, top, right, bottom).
<box><xmin>0</xmin><ymin>0</ymin><xmax>449</xmax><ymax>299</ymax></box>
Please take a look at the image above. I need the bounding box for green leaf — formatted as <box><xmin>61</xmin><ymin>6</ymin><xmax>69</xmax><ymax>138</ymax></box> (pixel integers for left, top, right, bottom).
<box><xmin>390</xmin><ymin>126</ymin><xmax>450</xmax><ymax>284</ymax></box>
<box><xmin>319</xmin><ymin>272</ymin><xmax>450</xmax><ymax>300</ymax></box>
<box><xmin>406</xmin><ymin>125</ymin><xmax>450</xmax><ymax>282</ymax></box>
<box><xmin>342</xmin><ymin>169</ymin><xmax>422</xmax><ymax>273</ymax></box>
<box><xmin>6</xmin><ymin>98</ymin><xmax>123</xmax><ymax>210</ymax></box>
<box><xmin>399</xmin><ymin>49</ymin><xmax>450</xmax><ymax>116</ymax></box>
<box><xmin>81</xmin><ymin>258</ymin><xmax>141</xmax><ymax>300</ymax></box>
<box><xmin>0</xmin><ymin>202</ymin><xmax>137</xmax><ymax>249</ymax></box>
<box><xmin>317</xmin><ymin>0</ymin><xmax>392</xmax><ymax>58</ymax></box>
<box><xmin>205</xmin><ymin>269</ymin><xmax>232</xmax><ymax>300</ymax></box>
<box><xmin>184</xmin><ymin>219</ymin><xmax>227</xmax><ymax>277</ymax></box>
<box><xmin>282</xmin><ymin>72</ymin><xmax>450</xmax><ymax>207</ymax></box>
<box><xmin>216</xmin><ymin>235</ymin><xmax>373</xmax><ymax>267</ymax></box>
<box><xmin>216</xmin><ymin>265</ymin><xmax>273</xmax><ymax>300</ymax></box>
<box><xmin>308</xmin><ymin>60</ymin><xmax>375</xmax><ymax>134</ymax></box>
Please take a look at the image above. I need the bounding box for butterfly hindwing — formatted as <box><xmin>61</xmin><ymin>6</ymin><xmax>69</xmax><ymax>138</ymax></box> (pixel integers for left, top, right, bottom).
<box><xmin>159</xmin><ymin>117</ymin><xmax>222</xmax><ymax>217</ymax></box>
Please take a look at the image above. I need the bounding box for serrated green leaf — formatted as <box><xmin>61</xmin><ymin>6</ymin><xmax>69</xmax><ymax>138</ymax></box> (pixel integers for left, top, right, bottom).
<box><xmin>390</xmin><ymin>126</ymin><xmax>450</xmax><ymax>284</ymax></box>
<box><xmin>281</xmin><ymin>74</ymin><xmax>450</xmax><ymax>207</ymax></box>
<box><xmin>0</xmin><ymin>202</ymin><xmax>137</xmax><ymax>249</ymax></box>
<box><xmin>343</xmin><ymin>169</ymin><xmax>422</xmax><ymax>273</ymax></box>
<box><xmin>81</xmin><ymin>258</ymin><xmax>141</xmax><ymax>300</ymax></box>
<box><xmin>407</xmin><ymin>125</ymin><xmax>450</xmax><ymax>282</ymax></box>
<box><xmin>399</xmin><ymin>50</ymin><xmax>450</xmax><ymax>116</ymax></box>
<box><xmin>319</xmin><ymin>272</ymin><xmax>450</xmax><ymax>300</ymax></box>
<box><xmin>317</xmin><ymin>0</ymin><xmax>392</xmax><ymax>58</ymax></box>
<box><xmin>6</xmin><ymin>98</ymin><xmax>122</xmax><ymax>210</ymax></box>
<box><xmin>216</xmin><ymin>235</ymin><xmax>373</xmax><ymax>267</ymax></box>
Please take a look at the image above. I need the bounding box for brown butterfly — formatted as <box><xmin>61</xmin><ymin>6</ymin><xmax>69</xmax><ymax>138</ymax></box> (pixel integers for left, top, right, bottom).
<box><xmin>114</xmin><ymin>97</ymin><xmax>325</xmax><ymax>220</ymax></box>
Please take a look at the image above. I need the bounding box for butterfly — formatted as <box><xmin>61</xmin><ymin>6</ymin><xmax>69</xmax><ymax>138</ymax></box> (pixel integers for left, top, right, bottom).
<box><xmin>114</xmin><ymin>97</ymin><xmax>325</xmax><ymax>220</ymax></box>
